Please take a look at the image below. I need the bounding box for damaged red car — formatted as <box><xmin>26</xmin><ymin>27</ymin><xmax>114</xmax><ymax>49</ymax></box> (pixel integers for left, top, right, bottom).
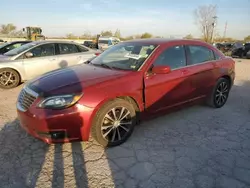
<box><xmin>17</xmin><ymin>39</ymin><xmax>235</xmax><ymax>147</ymax></box>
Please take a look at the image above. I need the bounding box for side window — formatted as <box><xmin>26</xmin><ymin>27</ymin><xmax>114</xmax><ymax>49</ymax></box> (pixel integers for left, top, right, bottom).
<box><xmin>214</xmin><ymin>52</ymin><xmax>221</xmax><ymax>60</ymax></box>
<box><xmin>188</xmin><ymin>45</ymin><xmax>215</xmax><ymax>65</ymax></box>
<box><xmin>59</xmin><ymin>43</ymin><xmax>79</xmax><ymax>54</ymax></box>
<box><xmin>77</xmin><ymin>45</ymin><xmax>89</xmax><ymax>52</ymax></box>
<box><xmin>154</xmin><ymin>45</ymin><xmax>186</xmax><ymax>70</ymax></box>
<box><xmin>29</xmin><ymin>44</ymin><xmax>55</xmax><ymax>58</ymax></box>
<box><xmin>13</xmin><ymin>43</ymin><xmax>22</xmax><ymax>48</ymax></box>
<box><xmin>4</xmin><ymin>43</ymin><xmax>21</xmax><ymax>52</ymax></box>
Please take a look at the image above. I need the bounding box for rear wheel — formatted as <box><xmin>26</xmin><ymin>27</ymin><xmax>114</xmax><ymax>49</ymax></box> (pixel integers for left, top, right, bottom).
<box><xmin>0</xmin><ymin>68</ymin><xmax>20</xmax><ymax>89</ymax></box>
<box><xmin>91</xmin><ymin>99</ymin><xmax>136</xmax><ymax>147</ymax></box>
<box><xmin>206</xmin><ymin>78</ymin><xmax>230</xmax><ymax>108</ymax></box>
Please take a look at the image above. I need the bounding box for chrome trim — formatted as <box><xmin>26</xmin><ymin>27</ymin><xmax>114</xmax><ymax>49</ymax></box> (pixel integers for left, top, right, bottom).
<box><xmin>171</xmin><ymin>60</ymin><xmax>214</xmax><ymax>71</ymax></box>
<box><xmin>16</xmin><ymin>85</ymin><xmax>39</xmax><ymax>112</ymax></box>
<box><xmin>17</xmin><ymin>102</ymin><xmax>26</xmax><ymax>112</ymax></box>
<box><xmin>23</xmin><ymin>85</ymin><xmax>39</xmax><ymax>98</ymax></box>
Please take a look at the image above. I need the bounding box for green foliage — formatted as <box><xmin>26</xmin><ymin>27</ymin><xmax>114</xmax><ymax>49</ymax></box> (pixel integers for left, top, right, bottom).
<box><xmin>244</xmin><ymin>35</ymin><xmax>250</xmax><ymax>42</ymax></box>
<box><xmin>101</xmin><ymin>30</ymin><xmax>113</xmax><ymax>37</ymax></box>
<box><xmin>141</xmin><ymin>32</ymin><xmax>153</xmax><ymax>38</ymax></box>
<box><xmin>0</xmin><ymin>23</ymin><xmax>17</xmax><ymax>35</ymax></box>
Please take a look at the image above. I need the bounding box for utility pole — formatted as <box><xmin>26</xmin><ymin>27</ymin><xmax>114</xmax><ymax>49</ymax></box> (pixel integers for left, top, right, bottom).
<box><xmin>223</xmin><ymin>21</ymin><xmax>228</xmax><ymax>40</ymax></box>
<box><xmin>211</xmin><ymin>16</ymin><xmax>218</xmax><ymax>44</ymax></box>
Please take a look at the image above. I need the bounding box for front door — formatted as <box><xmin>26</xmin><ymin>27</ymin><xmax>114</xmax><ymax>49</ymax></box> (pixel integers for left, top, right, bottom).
<box><xmin>23</xmin><ymin>43</ymin><xmax>57</xmax><ymax>79</ymax></box>
<box><xmin>144</xmin><ymin>45</ymin><xmax>194</xmax><ymax>113</ymax></box>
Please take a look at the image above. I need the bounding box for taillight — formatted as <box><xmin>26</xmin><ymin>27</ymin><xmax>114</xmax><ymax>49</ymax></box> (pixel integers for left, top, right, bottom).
<box><xmin>95</xmin><ymin>52</ymin><xmax>101</xmax><ymax>56</ymax></box>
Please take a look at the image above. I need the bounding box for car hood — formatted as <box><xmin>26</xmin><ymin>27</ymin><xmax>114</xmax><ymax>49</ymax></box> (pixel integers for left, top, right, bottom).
<box><xmin>28</xmin><ymin>64</ymin><xmax>130</xmax><ymax>96</ymax></box>
<box><xmin>0</xmin><ymin>55</ymin><xmax>11</xmax><ymax>62</ymax></box>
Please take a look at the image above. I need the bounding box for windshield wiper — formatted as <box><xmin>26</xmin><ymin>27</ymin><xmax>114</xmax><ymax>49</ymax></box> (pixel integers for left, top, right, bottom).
<box><xmin>92</xmin><ymin>63</ymin><xmax>113</xmax><ymax>70</ymax></box>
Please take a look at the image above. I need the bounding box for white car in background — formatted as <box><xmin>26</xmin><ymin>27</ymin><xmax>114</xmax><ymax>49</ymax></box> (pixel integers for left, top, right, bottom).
<box><xmin>98</xmin><ymin>37</ymin><xmax>120</xmax><ymax>51</ymax></box>
<box><xmin>0</xmin><ymin>41</ymin><xmax>100</xmax><ymax>89</ymax></box>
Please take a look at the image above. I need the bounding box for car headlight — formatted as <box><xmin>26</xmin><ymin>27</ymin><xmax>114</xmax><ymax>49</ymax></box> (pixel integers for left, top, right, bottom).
<box><xmin>38</xmin><ymin>93</ymin><xmax>83</xmax><ymax>109</ymax></box>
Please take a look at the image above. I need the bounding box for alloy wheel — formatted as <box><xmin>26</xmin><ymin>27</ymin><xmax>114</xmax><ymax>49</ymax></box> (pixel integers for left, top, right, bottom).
<box><xmin>215</xmin><ymin>81</ymin><xmax>229</xmax><ymax>106</ymax></box>
<box><xmin>0</xmin><ymin>70</ymin><xmax>17</xmax><ymax>87</ymax></box>
<box><xmin>101</xmin><ymin>106</ymin><xmax>132</xmax><ymax>143</ymax></box>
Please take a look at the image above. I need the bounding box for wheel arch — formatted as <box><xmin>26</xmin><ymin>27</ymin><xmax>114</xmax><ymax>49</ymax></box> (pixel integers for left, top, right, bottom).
<box><xmin>220</xmin><ymin>75</ymin><xmax>232</xmax><ymax>88</ymax></box>
<box><xmin>116</xmin><ymin>96</ymin><xmax>140</xmax><ymax>112</ymax></box>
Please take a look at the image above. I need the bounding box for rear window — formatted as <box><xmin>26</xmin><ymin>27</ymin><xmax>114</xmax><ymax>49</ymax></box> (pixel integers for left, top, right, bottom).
<box><xmin>99</xmin><ymin>40</ymin><xmax>109</xmax><ymax>44</ymax></box>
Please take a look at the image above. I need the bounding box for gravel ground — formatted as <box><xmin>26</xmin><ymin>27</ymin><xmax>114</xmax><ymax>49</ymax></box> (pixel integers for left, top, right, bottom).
<box><xmin>0</xmin><ymin>59</ymin><xmax>250</xmax><ymax>188</ymax></box>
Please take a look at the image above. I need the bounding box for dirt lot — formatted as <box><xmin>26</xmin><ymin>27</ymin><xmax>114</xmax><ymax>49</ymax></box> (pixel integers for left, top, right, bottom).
<box><xmin>0</xmin><ymin>59</ymin><xmax>250</xmax><ymax>188</ymax></box>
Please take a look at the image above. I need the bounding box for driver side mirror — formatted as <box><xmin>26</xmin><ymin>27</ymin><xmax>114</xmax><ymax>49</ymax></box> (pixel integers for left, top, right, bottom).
<box><xmin>25</xmin><ymin>52</ymin><xmax>33</xmax><ymax>58</ymax></box>
<box><xmin>152</xmin><ymin>65</ymin><xmax>171</xmax><ymax>74</ymax></box>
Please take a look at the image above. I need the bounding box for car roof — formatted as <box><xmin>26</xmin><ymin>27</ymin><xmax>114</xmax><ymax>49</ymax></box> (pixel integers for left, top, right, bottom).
<box><xmin>122</xmin><ymin>38</ymin><xmax>208</xmax><ymax>45</ymax></box>
<box><xmin>30</xmin><ymin>40</ymin><xmax>81</xmax><ymax>45</ymax></box>
<box><xmin>9</xmin><ymin>40</ymin><xmax>32</xmax><ymax>43</ymax></box>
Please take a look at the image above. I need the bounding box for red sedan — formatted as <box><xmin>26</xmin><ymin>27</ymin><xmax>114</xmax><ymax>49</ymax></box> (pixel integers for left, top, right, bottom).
<box><xmin>16</xmin><ymin>39</ymin><xmax>235</xmax><ymax>147</ymax></box>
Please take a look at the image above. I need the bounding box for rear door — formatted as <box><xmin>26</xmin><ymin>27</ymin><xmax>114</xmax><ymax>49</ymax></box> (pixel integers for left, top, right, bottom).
<box><xmin>144</xmin><ymin>45</ymin><xmax>194</xmax><ymax>113</ymax></box>
<box><xmin>76</xmin><ymin>44</ymin><xmax>96</xmax><ymax>63</ymax></box>
<box><xmin>56</xmin><ymin>43</ymin><xmax>80</xmax><ymax>68</ymax></box>
<box><xmin>56</xmin><ymin>43</ymin><xmax>95</xmax><ymax>68</ymax></box>
<box><xmin>22</xmin><ymin>43</ymin><xmax>57</xmax><ymax>79</ymax></box>
<box><xmin>185</xmin><ymin>45</ymin><xmax>217</xmax><ymax>98</ymax></box>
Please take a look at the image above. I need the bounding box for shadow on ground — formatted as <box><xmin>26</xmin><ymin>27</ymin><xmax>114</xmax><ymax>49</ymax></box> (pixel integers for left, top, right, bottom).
<box><xmin>0</xmin><ymin>80</ymin><xmax>249</xmax><ymax>188</ymax></box>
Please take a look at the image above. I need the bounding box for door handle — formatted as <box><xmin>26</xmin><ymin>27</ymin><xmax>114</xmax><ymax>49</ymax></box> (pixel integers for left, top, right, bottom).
<box><xmin>77</xmin><ymin>56</ymin><xmax>82</xmax><ymax>60</ymax></box>
<box><xmin>49</xmin><ymin>58</ymin><xmax>56</xmax><ymax>61</ymax></box>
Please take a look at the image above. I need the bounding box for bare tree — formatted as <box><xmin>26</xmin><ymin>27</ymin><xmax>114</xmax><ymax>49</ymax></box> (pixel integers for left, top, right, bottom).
<box><xmin>194</xmin><ymin>5</ymin><xmax>217</xmax><ymax>43</ymax></box>
<box><xmin>81</xmin><ymin>31</ymin><xmax>92</xmax><ymax>39</ymax></box>
<box><xmin>114</xmin><ymin>29</ymin><xmax>121</xmax><ymax>38</ymax></box>
<box><xmin>12</xmin><ymin>30</ymin><xmax>25</xmax><ymax>38</ymax></box>
<box><xmin>66</xmin><ymin>33</ymin><xmax>77</xmax><ymax>39</ymax></box>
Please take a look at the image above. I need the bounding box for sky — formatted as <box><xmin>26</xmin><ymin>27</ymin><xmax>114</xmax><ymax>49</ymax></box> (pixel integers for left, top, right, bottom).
<box><xmin>0</xmin><ymin>0</ymin><xmax>249</xmax><ymax>39</ymax></box>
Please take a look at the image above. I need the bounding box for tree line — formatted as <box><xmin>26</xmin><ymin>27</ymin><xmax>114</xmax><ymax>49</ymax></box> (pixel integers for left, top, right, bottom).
<box><xmin>65</xmin><ymin>30</ymin><xmax>155</xmax><ymax>40</ymax></box>
<box><xmin>0</xmin><ymin>24</ymin><xmax>25</xmax><ymax>37</ymax></box>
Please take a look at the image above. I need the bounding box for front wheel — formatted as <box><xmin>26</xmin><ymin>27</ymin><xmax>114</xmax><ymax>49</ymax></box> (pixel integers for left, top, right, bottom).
<box><xmin>91</xmin><ymin>99</ymin><xmax>137</xmax><ymax>147</ymax></box>
<box><xmin>206</xmin><ymin>78</ymin><xmax>230</xmax><ymax>108</ymax></box>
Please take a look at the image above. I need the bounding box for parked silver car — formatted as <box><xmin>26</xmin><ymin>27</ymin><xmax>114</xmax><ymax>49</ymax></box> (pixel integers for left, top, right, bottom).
<box><xmin>0</xmin><ymin>41</ymin><xmax>99</xmax><ymax>89</ymax></box>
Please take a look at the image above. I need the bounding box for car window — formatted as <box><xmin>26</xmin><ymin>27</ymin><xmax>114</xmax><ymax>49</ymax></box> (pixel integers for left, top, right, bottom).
<box><xmin>4</xmin><ymin>42</ymin><xmax>37</xmax><ymax>56</ymax></box>
<box><xmin>59</xmin><ymin>43</ymin><xmax>79</xmax><ymax>54</ymax></box>
<box><xmin>29</xmin><ymin>43</ymin><xmax>55</xmax><ymax>58</ymax></box>
<box><xmin>214</xmin><ymin>52</ymin><xmax>221</xmax><ymax>60</ymax></box>
<box><xmin>98</xmin><ymin>40</ymin><xmax>109</xmax><ymax>44</ymax></box>
<box><xmin>77</xmin><ymin>45</ymin><xmax>89</xmax><ymax>52</ymax></box>
<box><xmin>188</xmin><ymin>45</ymin><xmax>215</xmax><ymax>65</ymax></box>
<box><xmin>10</xmin><ymin>43</ymin><xmax>22</xmax><ymax>49</ymax></box>
<box><xmin>154</xmin><ymin>45</ymin><xmax>186</xmax><ymax>69</ymax></box>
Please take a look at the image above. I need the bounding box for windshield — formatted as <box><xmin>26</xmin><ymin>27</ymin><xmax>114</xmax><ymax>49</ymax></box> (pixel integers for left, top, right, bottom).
<box><xmin>4</xmin><ymin>42</ymin><xmax>37</xmax><ymax>56</ymax></box>
<box><xmin>233</xmin><ymin>42</ymin><xmax>244</xmax><ymax>49</ymax></box>
<box><xmin>91</xmin><ymin>43</ymin><xmax>157</xmax><ymax>71</ymax></box>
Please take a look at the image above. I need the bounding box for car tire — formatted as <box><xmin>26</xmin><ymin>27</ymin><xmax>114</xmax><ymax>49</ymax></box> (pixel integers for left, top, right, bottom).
<box><xmin>0</xmin><ymin>68</ymin><xmax>20</xmax><ymax>89</ymax></box>
<box><xmin>91</xmin><ymin>99</ymin><xmax>137</xmax><ymax>147</ymax></box>
<box><xmin>206</xmin><ymin>78</ymin><xmax>230</xmax><ymax>108</ymax></box>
